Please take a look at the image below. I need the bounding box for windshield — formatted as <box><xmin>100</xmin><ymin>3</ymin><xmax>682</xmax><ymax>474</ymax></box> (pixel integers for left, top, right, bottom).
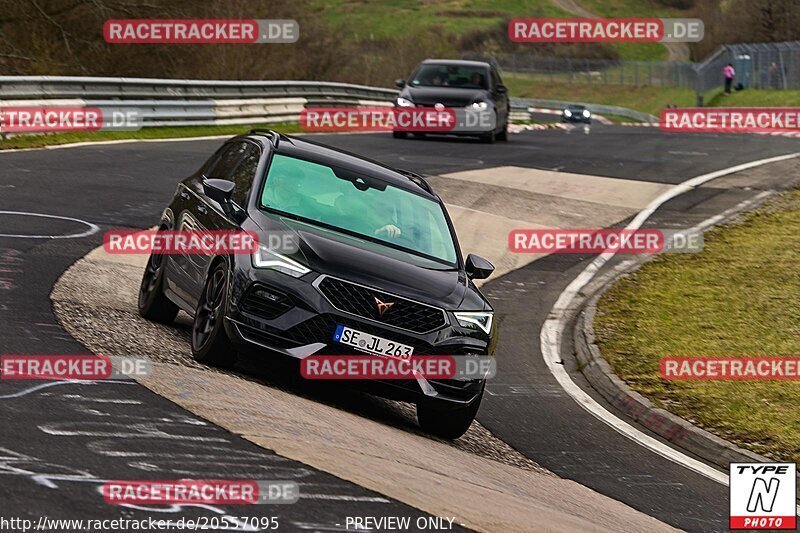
<box><xmin>410</xmin><ymin>64</ymin><xmax>489</xmax><ymax>89</ymax></box>
<box><xmin>260</xmin><ymin>154</ymin><xmax>458</xmax><ymax>265</ymax></box>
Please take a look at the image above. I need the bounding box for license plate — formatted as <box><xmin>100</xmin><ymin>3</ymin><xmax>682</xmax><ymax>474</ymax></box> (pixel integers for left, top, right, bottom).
<box><xmin>333</xmin><ymin>325</ymin><xmax>414</xmax><ymax>359</ymax></box>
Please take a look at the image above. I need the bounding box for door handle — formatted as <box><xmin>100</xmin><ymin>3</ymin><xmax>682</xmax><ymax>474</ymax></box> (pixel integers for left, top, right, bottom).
<box><xmin>197</xmin><ymin>205</ymin><xmax>208</xmax><ymax>215</ymax></box>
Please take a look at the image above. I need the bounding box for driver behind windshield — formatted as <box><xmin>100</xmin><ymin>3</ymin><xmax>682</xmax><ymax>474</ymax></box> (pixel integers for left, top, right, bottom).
<box><xmin>431</xmin><ymin>73</ymin><xmax>446</xmax><ymax>86</ymax></box>
<box><xmin>469</xmin><ymin>71</ymin><xmax>485</xmax><ymax>88</ymax></box>
<box><xmin>333</xmin><ymin>185</ymin><xmax>402</xmax><ymax>239</ymax></box>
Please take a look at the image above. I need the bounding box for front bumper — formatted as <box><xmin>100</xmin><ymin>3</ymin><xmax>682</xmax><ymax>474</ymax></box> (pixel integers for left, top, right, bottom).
<box><xmin>392</xmin><ymin>105</ymin><xmax>497</xmax><ymax>138</ymax></box>
<box><xmin>562</xmin><ymin>114</ymin><xmax>592</xmax><ymax>123</ymax></box>
<box><xmin>224</xmin><ymin>269</ymin><xmax>491</xmax><ymax>405</ymax></box>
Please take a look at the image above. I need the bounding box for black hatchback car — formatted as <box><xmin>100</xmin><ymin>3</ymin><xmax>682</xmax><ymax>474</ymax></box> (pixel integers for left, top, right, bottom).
<box><xmin>561</xmin><ymin>104</ymin><xmax>592</xmax><ymax>124</ymax></box>
<box><xmin>394</xmin><ymin>59</ymin><xmax>510</xmax><ymax>143</ymax></box>
<box><xmin>138</xmin><ymin>130</ymin><xmax>497</xmax><ymax>439</ymax></box>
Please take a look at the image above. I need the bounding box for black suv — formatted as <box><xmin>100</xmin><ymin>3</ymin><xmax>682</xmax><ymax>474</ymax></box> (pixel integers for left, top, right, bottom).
<box><xmin>394</xmin><ymin>59</ymin><xmax>510</xmax><ymax>143</ymax></box>
<box><xmin>138</xmin><ymin>130</ymin><xmax>496</xmax><ymax>439</ymax></box>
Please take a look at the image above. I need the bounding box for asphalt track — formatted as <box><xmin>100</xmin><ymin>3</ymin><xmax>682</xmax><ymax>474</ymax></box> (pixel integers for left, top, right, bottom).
<box><xmin>2</xmin><ymin>123</ymin><xmax>799</xmax><ymax>531</ymax></box>
<box><xmin>307</xmin><ymin>128</ymin><xmax>800</xmax><ymax>532</ymax></box>
<box><xmin>0</xmin><ymin>146</ymin><xmax>461</xmax><ymax>531</ymax></box>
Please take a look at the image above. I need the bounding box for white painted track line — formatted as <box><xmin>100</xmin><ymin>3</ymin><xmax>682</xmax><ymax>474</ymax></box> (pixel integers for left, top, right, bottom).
<box><xmin>540</xmin><ymin>153</ymin><xmax>800</xmax><ymax>493</ymax></box>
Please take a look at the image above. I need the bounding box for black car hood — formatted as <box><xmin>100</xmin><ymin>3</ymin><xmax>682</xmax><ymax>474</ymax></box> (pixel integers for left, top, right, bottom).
<box><xmin>251</xmin><ymin>213</ymin><xmax>468</xmax><ymax>309</ymax></box>
<box><xmin>402</xmin><ymin>86</ymin><xmax>488</xmax><ymax>108</ymax></box>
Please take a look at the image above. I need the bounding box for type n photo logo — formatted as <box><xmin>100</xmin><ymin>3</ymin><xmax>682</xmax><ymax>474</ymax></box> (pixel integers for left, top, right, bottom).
<box><xmin>730</xmin><ymin>463</ymin><xmax>796</xmax><ymax>530</ymax></box>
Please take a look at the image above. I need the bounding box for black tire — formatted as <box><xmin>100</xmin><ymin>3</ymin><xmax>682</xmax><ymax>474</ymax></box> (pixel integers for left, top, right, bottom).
<box><xmin>191</xmin><ymin>261</ymin><xmax>238</xmax><ymax>369</ymax></box>
<box><xmin>417</xmin><ymin>391</ymin><xmax>483</xmax><ymax>440</ymax></box>
<box><xmin>481</xmin><ymin>111</ymin><xmax>498</xmax><ymax>143</ymax></box>
<box><xmin>496</xmin><ymin>122</ymin><xmax>508</xmax><ymax>141</ymax></box>
<box><xmin>392</xmin><ymin>131</ymin><xmax>407</xmax><ymax>139</ymax></box>
<box><xmin>138</xmin><ymin>252</ymin><xmax>179</xmax><ymax>324</ymax></box>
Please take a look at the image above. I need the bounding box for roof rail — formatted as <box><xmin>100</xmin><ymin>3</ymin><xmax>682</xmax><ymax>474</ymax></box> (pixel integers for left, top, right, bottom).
<box><xmin>248</xmin><ymin>129</ymin><xmax>282</xmax><ymax>148</ymax></box>
<box><xmin>397</xmin><ymin>169</ymin><xmax>433</xmax><ymax>194</ymax></box>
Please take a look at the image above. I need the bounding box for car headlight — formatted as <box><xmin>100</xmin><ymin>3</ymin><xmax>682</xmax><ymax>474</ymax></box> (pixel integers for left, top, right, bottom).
<box><xmin>582</xmin><ymin>109</ymin><xmax>591</xmax><ymax>118</ymax></box>
<box><xmin>454</xmin><ymin>311</ymin><xmax>493</xmax><ymax>335</ymax></box>
<box><xmin>564</xmin><ymin>109</ymin><xmax>572</xmax><ymax>117</ymax></box>
<box><xmin>252</xmin><ymin>246</ymin><xmax>310</xmax><ymax>278</ymax></box>
<box><xmin>396</xmin><ymin>97</ymin><xmax>414</xmax><ymax>108</ymax></box>
<box><xmin>470</xmin><ymin>101</ymin><xmax>489</xmax><ymax>111</ymax></box>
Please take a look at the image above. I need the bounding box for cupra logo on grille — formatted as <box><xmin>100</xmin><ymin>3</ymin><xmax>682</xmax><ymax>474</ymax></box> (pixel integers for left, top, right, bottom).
<box><xmin>374</xmin><ymin>296</ymin><xmax>395</xmax><ymax>317</ymax></box>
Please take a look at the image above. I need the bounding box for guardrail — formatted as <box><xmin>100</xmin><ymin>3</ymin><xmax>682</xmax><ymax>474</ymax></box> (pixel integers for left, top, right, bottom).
<box><xmin>511</xmin><ymin>98</ymin><xmax>658</xmax><ymax>124</ymax></box>
<box><xmin>0</xmin><ymin>76</ymin><xmax>398</xmax><ymax>128</ymax></box>
<box><xmin>0</xmin><ymin>76</ymin><xmax>654</xmax><ymax>128</ymax></box>
<box><xmin>0</xmin><ymin>76</ymin><xmax>398</xmax><ymax>100</ymax></box>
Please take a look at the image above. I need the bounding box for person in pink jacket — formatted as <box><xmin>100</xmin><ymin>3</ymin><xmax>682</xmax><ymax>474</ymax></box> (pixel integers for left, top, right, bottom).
<box><xmin>724</xmin><ymin>63</ymin><xmax>736</xmax><ymax>94</ymax></box>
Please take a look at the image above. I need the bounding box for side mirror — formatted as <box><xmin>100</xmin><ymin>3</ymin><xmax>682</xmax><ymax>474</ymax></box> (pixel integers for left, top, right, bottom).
<box><xmin>395</xmin><ymin>79</ymin><xmax>406</xmax><ymax>88</ymax></box>
<box><xmin>203</xmin><ymin>179</ymin><xmax>240</xmax><ymax>220</ymax></box>
<box><xmin>203</xmin><ymin>179</ymin><xmax>235</xmax><ymax>204</ymax></box>
<box><xmin>496</xmin><ymin>84</ymin><xmax>508</xmax><ymax>94</ymax></box>
<box><xmin>465</xmin><ymin>254</ymin><xmax>494</xmax><ymax>280</ymax></box>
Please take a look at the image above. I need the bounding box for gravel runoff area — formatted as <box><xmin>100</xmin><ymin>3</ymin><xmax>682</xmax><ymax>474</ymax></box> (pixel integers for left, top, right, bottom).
<box><xmin>51</xmin><ymin>248</ymin><xmax>548</xmax><ymax>474</ymax></box>
<box><xmin>52</xmin><ymin>247</ymin><xmax>682</xmax><ymax>532</ymax></box>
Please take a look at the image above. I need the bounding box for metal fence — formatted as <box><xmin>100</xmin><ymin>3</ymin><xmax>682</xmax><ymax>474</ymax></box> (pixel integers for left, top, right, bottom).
<box><xmin>493</xmin><ymin>54</ymin><xmax>696</xmax><ymax>88</ymax></box>
<box><xmin>481</xmin><ymin>41</ymin><xmax>800</xmax><ymax>98</ymax></box>
<box><xmin>708</xmin><ymin>41</ymin><xmax>800</xmax><ymax>91</ymax></box>
<box><xmin>693</xmin><ymin>41</ymin><xmax>800</xmax><ymax>97</ymax></box>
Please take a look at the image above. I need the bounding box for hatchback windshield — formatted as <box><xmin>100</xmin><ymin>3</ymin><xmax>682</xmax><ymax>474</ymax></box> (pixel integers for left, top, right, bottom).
<box><xmin>260</xmin><ymin>154</ymin><xmax>458</xmax><ymax>265</ymax></box>
<box><xmin>410</xmin><ymin>64</ymin><xmax>489</xmax><ymax>90</ymax></box>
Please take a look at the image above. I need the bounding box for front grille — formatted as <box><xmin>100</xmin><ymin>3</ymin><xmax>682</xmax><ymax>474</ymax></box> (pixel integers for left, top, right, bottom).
<box><xmin>316</xmin><ymin>276</ymin><xmax>446</xmax><ymax>334</ymax></box>
<box><xmin>412</xmin><ymin>99</ymin><xmax>470</xmax><ymax>108</ymax></box>
<box><xmin>241</xmin><ymin>285</ymin><xmax>294</xmax><ymax>320</ymax></box>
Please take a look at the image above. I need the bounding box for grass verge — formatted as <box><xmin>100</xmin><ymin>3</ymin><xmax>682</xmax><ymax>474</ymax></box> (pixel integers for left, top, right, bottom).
<box><xmin>579</xmin><ymin>0</ymin><xmax>687</xmax><ymax>18</ymax></box>
<box><xmin>595</xmin><ymin>189</ymin><xmax>800</xmax><ymax>462</ymax></box>
<box><xmin>0</xmin><ymin>123</ymin><xmax>304</xmax><ymax>151</ymax></box>
<box><xmin>707</xmin><ymin>89</ymin><xmax>800</xmax><ymax>108</ymax></box>
<box><xmin>316</xmin><ymin>0</ymin><xmax>675</xmax><ymax>61</ymax></box>
<box><xmin>575</xmin><ymin>0</ymin><xmax>691</xmax><ymax>60</ymax></box>
<box><xmin>505</xmin><ymin>75</ymin><xmax>697</xmax><ymax>115</ymax></box>
<box><xmin>317</xmin><ymin>0</ymin><xmax>568</xmax><ymax>42</ymax></box>
<box><xmin>507</xmin><ymin>75</ymin><xmax>800</xmax><ymax>117</ymax></box>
